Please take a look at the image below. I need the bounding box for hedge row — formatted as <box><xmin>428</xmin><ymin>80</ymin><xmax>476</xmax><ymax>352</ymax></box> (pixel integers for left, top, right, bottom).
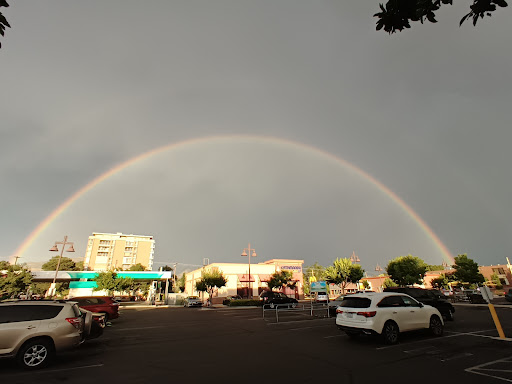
<box><xmin>227</xmin><ymin>299</ymin><xmax>263</xmax><ymax>307</ymax></box>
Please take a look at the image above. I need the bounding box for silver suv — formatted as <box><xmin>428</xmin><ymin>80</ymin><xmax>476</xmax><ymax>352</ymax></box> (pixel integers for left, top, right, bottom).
<box><xmin>0</xmin><ymin>300</ymin><xmax>87</xmax><ymax>369</ymax></box>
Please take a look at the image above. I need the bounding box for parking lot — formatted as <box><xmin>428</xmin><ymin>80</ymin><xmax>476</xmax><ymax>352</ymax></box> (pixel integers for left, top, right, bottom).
<box><xmin>1</xmin><ymin>303</ymin><xmax>511</xmax><ymax>383</ymax></box>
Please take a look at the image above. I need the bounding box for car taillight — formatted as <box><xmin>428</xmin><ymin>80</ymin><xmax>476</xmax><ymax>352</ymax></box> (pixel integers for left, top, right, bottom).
<box><xmin>66</xmin><ymin>317</ymin><xmax>82</xmax><ymax>329</ymax></box>
<box><xmin>336</xmin><ymin>308</ymin><xmax>343</xmax><ymax>314</ymax></box>
<box><xmin>356</xmin><ymin>311</ymin><xmax>377</xmax><ymax>318</ymax></box>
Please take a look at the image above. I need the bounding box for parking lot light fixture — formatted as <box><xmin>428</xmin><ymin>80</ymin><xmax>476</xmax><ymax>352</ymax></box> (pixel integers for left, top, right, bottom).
<box><xmin>48</xmin><ymin>235</ymin><xmax>75</xmax><ymax>297</ymax></box>
<box><xmin>241</xmin><ymin>243</ymin><xmax>257</xmax><ymax>299</ymax></box>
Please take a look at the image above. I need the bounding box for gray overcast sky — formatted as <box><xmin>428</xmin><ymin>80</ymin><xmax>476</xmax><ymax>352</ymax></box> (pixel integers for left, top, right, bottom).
<box><xmin>1</xmin><ymin>1</ymin><xmax>511</xmax><ymax>273</ymax></box>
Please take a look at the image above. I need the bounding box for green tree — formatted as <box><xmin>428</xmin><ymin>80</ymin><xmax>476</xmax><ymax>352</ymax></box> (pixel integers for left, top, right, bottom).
<box><xmin>430</xmin><ymin>272</ymin><xmax>455</xmax><ymax>289</ymax></box>
<box><xmin>488</xmin><ymin>273</ymin><xmax>504</xmax><ymax>289</ymax></box>
<box><xmin>0</xmin><ymin>260</ymin><xmax>10</xmax><ymax>270</ymax></box>
<box><xmin>383</xmin><ymin>277</ymin><xmax>398</xmax><ymax>288</ymax></box>
<box><xmin>177</xmin><ymin>273</ymin><xmax>186</xmax><ymax>292</ymax></box>
<box><xmin>452</xmin><ymin>254</ymin><xmax>485</xmax><ymax>285</ymax></box>
<box><xmin>93</xmin><ymin>271</ymin><xmax>133</xmax><ymax>294</ymax></box>
<box><xmin>386</xmin><ymin>255</ymin><xmax>427</xmax><ymax>286</ymax></box>
<box><xmin>268</xmin><ymin>270</ymin><xmax>296</xmax><ymax>291</ymax></box>
<box><xmin>160</xmin><ymin>265</ymin><xmax>174</xmax><ymax>271</ymax></box>
<box><xmin>361</xmin><ymin>279</ymin><xmax>371</xmax><ymax>290</ymax></box>
<box><xmin>128</xmin><ymin>263</ymin><xmax>146</xmax><ymax>271</ymax></box>
<box><xmin>42</xmin><ymin>256</ymin><xmax>77</xmax><ymax>271</ymax></box>
<box><xmin>75</xmin><ymin>261</ymin><xmax>84</xmax><ymax>271</ymax></box>
<box><xmin>374</xmin><ymin>0</ymin><xmax>508</xmax><ymax>34</ymax></box>
<box><xmin>324</xmin><ymin>258</ymin><xmax>365</xmax><ymax>294</ymax></box>
<box><xmin>426</xmin><ymin>264</ymin><xmax>447</xmax><ymax>271</ymax></box>
<box><xmin>303</xmin><ymin>262</ymin><xmax>325</xmax><ymax>296</ymax></box>
<box><xmin>0</xmin><ymin>267</ymin><xmax>33</xmax><ymax>299</ymax></box>
<box><xmin>194</xmin><ymin>270</ymin><xmax>228</xmax><ymax>304</ymax></box>
<box><xmin>0</xmin><ymin>1</ymin><xmax>9</xmax><ymax>49</ymax></box>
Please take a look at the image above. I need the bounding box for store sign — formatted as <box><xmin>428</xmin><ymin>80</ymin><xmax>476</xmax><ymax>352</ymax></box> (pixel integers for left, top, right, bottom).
<box><xmin>281</xmin><ymin>266</ymin><xmax>302</xmax><ymax>272</ymax></box>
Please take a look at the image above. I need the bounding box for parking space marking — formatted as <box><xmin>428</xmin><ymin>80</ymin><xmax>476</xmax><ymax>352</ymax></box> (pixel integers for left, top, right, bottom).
<box><xmin>324</xmin><ymin>334</ymin><xmax>343</xmax><ymax>338</ymax></box>
<box><xmin>266</xmin><ymin>318</ymin><xmax>333</xmax><ymax>326</ymax></box>
<box><xmin>110</xmin><ymin>326</ymin><xmax>167</xmax><ymax>332</ymax></box>
<box><xmin>466</xmin><ymin>356</ymin><xmax>512</xmax><ymax>382</ymax></box>
<box><xmin>375</xmin><ymin>333</ymin><xmax>464</xmax><ymax>350</ymax></box>
<box><xmin>1</xmin><ymin>364</ymin><xmax>105</xmax><ymax>377</ymax></box>
<box><xmin>439</xmin><ymin>352</ymin><xmax>473</xmax><ymax>362</ymax></box>
<box><xmin>403</xmin><ymin>345</ymin><xmax>438</xmax><ymax>354</ymax></box>
<box><xmin>285</xmin><ymin>324</ymin><xmax>334</xmax><ymax>331</ymax></box>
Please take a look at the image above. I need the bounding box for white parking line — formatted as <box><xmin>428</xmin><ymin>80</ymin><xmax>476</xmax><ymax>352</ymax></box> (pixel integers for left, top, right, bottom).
<box><xmin>466</xmin><ymin>356</ymin><xmax>512</xmax><ymax>382</ymax></box>
<box><xmin>266</xmin><ymin>318</ymin><xmax>333</xmax><ymax>326</ymax></box>
<box><xmin>3</xmin><ymin>364</ymin><xmax>105</xmax><ymax>377</ymax></box>
<box><xmin>324</xmin><ymin>334</ymin><xmax>343</xmax><ymax>339</ymax></box>
<box><xmin>111</xmin><ymin>326</ymin><xmax>167</xmax><ymax>332</ymax></box>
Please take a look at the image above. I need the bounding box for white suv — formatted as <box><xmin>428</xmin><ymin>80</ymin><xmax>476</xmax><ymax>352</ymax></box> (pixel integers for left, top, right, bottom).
<box><xmin>335</xmin><ymin>292</ymin><xmax>444</xmax><ymax>344</ymax></box>
<box><xmin>0</xmin><ymin>300</ymin><xmax>87</xmax><ymax>369</ymax></box>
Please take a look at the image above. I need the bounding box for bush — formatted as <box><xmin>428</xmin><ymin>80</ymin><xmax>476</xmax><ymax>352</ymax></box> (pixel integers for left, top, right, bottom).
<box><xmin>228</xmin><ymin>299</ymin><xmax>263</xmax><ymax>307</ymax></box>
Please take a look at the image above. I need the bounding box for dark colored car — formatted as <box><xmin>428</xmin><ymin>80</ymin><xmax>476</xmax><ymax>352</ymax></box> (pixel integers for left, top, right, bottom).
<box><xmin>259</xmin><ymin>291</ymin><xmax>298</xmax><ymax>308</ymax></box>
<box><xmin>69</xmin><ymin>296</ymin><xmax>120</xmax><ymax>321</ymax></box>
<box><xmin>383</xmin><ymin>287</ymin><xmax>455</xmax><ymax>321</ymax></box>
<box><xmin>505</xmin><ymin>289</ymin><xmax>512</xmax><ymax>303</ymax></box>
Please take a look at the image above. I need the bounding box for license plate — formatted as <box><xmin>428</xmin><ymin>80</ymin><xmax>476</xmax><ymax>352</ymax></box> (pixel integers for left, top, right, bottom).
<box><xmin>346</xmin><ymin>312</ymin><xmax>353</xmax><ymax>318</ymax></box>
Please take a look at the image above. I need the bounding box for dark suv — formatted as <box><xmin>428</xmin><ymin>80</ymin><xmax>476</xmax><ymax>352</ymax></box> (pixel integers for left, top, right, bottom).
<box><xmin>383</xmin><ymin>287</ymin><xmax>455</xmax><ymax>321</ymax></box>
<box><xmin>259</xmin><ymin>291</ymin><xmax>298</xmax><ymax>308</ymax></box>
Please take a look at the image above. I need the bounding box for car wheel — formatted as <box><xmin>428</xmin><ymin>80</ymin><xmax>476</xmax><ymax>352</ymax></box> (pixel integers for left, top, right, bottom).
<box><xmin>382</xmin><ymin>321</ymin><xmax>399</xmax><ymax>345</ymax></box>
<box><xmin>430</xmin><ymin>315</ymin><xmax>444</xmax><ymax>336</ymax></box>
<box><xmin>102</xmin><ymin>312</ymin><xmax>109</xmax><ymax>322</ymax></box>
<box><xmin>17</xmin><ymin>338</ymin><xmax>54</xmax><ymax>369</ymax></box>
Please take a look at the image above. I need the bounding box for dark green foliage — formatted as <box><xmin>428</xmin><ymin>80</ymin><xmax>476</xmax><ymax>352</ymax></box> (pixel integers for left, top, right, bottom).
<box><xmin>453</xmin><ymin>254</ymin><xmax>485</xmax><ymax>285</ymax></box>
<box><xmin>0</xmin><ymin>267</ymin><xmax>32</xmax><ymax>298</ymax></box>
<box><xmin>42</xmin><ymin>256</ymin><xmax>78</xmax><ymax>271</ymax></box>
<box><xmin>426</xmin><ymin>264</ymin><xmax>447</xmax><ymax>271</ymax></box>
<box><xmin>195</xmin><ymin>270</ymin><xmax>228</xmax><ymax>301</ymax></box>
<box><xmin>386</xmin><ymin>255</ymin><xmax>427</xmax><ymax>286</ymax></box>
<box><xmin>93</xmin><ymin>271</ymin><xmax>133</xmax><ymax>293</ymax></box>
<box><xmin>127</xmin><ymin>263</ymin><xmax>146</xmax><ymax>271</ymax></box>
<box><xmin>177</xmin><ymin>273</ymin><xmax>186</xmax><ymax>292</ymax></box>
<box><xmin>267</xmin><ymin>270</ymin><xmax>295</xmax><ymax>291</ymax></box>
<box><xmin>303</xmin><ymin>262</ymin><xmax>325</xmax><ymax>296</ymax></box>
<box><xmin>430</xmin><ymin>272</ymin><xmax>456</xmax><ymax>289</ymax></box>
<box><xmin>0</xmin><ymin>1</ymin><xmax>10</xmax><ymax>48</ymax></box>
<box><xmin>383</xmin><ymin>277</ymin><xmax>398</xmax><ymax>288</ymax></box>
<box><xmin>374</xmin><ymin>0</ymin><xmax>508</xmax><ymax>34</ymax></box>
<box><xmin>228</xmin><ymin>299</ymin><xmax>263</xmax><ymax>307</ymax></box>
<box><xmin>324</xmin><ymin>258</ymin><xmax>365</xmax><ymax>294</ymax></box>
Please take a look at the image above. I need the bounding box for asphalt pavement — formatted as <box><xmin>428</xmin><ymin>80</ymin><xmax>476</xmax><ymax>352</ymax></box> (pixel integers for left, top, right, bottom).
<box><xmin>1</xmin><ymin>304</ymin><xmax>511</xmax><ymax>384</ymax></box>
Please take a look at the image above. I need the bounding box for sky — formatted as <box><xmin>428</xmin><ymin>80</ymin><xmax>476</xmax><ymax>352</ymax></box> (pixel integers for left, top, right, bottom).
<box><xmin>1</xmin><ymin>1</ymin><xmax>511</xmax><ymax>275</ymax></box>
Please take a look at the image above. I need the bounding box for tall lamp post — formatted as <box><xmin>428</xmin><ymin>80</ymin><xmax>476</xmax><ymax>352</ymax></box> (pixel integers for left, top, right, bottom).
<box><xmin>241</xmin><ymin>243</ymin><xmax>257</xmax><ymax>299</ymax></box>
<box><xmin>49</xmin><ymin>235</ymin><xmax>75</xmax><ymax>297</ymax></box>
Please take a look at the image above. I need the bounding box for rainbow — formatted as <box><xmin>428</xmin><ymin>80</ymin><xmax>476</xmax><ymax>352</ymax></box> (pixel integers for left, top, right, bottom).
<box><xmin>13</xmin><ymin>135</ymin><xmax>455</xmax><ymax>264</ymax></box>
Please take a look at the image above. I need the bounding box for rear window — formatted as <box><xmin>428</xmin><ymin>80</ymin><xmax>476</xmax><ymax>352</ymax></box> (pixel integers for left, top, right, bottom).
<box><xmin>0</xmin><ymin>305</ymin><xmax>63</xmax><ymax>323</ymax></box>
<box><xmin>339</xmin><ymin>297</ymin><xmax>371</xmax><ymax>308</ymax></box>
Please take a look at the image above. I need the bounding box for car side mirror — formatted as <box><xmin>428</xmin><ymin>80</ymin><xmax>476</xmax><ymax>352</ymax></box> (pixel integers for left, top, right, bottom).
<box><xmin>418</xmin><ymin>302</ymin><xmax>424</xmax><ymax>308</ymax></box>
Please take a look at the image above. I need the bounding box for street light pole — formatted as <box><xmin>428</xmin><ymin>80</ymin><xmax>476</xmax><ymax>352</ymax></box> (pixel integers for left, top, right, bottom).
<box><xmin>241</xmin><ymin>243</ymin><xmax>257</xmax><ymax>299</ymax></box>
<box><xmin>49</xmin><ymin>235</ymin><xmax>75</xmax><ymax>297</ymax></box>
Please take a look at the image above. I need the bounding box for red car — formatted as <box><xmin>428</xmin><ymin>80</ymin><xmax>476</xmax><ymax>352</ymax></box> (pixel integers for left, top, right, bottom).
<box><xmin>70</xmin><ymin>296</ymin><xmax>120</xmax><ymax>321</ymax></box>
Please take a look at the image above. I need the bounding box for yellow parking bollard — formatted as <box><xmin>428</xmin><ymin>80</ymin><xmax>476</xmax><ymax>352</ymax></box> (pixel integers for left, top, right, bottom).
<box><xmin>488</xmin><ymin>303</ymin><xmax>506</xmax><ymax>339</ymax></box>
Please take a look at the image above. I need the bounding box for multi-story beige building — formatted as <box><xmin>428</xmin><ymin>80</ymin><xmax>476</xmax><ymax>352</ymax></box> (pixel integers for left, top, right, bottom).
<box><xmin>84</xmin><ymin>232</ymin><xmax>155</xmax><ymax>271</ymax></box>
